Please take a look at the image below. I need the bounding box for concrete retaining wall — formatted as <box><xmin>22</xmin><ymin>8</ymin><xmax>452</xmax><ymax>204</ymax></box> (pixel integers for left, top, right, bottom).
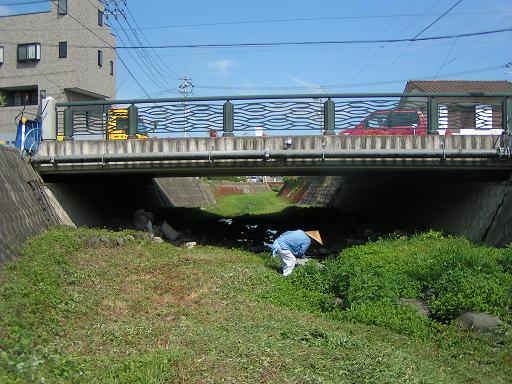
<box><xmin>154</xmin><ymin>177</ymin><xmax>216</xmax><ymax>207</ymax></box>
<box><xmin>0</xmin><ymin>147</ymin><xmax>64</xmax><ymax>265</ymax></box>
<box><xmin>46</xmin><ymin>180</ymin><xmax>165</xmax><ymax>228</ymax></box>
<box><xmin>279</xmin><ymin>176</ymin><xmax>344</xmax><ymax>206</ymax></box>
<box><xmin>210</xmin><ymin>182</ymin><xmax>271</xmax><ymax>199</ymax></box>
<box><xmin>281</xmin><ymin>174</ymin><xmax>512</xmax><ymax>246</ymax></box>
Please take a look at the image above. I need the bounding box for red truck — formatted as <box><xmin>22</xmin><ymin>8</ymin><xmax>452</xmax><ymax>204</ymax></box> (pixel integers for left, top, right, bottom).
<box><xmin>340</xmin><ymin>109</ymin><xmax>428</xmax><ymax>135</ymax></box>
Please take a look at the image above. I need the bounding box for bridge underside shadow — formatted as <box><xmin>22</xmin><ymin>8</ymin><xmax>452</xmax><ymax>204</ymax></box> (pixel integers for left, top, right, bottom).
<box><xmin>40</xmin><ymin>167</ymin><xmax>512</xmax><ymax>247</ymax></box>
<box><xmin>328</xmin><ymin>170</ymin><xmax>512</xmax><ymax>246</ymax></box>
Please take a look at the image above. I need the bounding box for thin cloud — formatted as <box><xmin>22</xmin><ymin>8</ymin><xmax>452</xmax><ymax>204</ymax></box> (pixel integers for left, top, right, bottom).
<box><xmin>209</xmin><ymin>59</ymin><xmax>235</xmax><ymax>75</ymax></box>
<box><xmin>289</xmin><ymin>76</ymin><xmax>322</xmax><ymax>92</ymax></box>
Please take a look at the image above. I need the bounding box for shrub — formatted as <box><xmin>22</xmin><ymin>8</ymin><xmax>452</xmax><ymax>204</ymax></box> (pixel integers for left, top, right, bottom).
<box><xmin>261</xmin><ymin>231</ymin><xmax>512</xmax><ymax>336</ymax></box>
<box><xmin>428</xmin><ymin>269</ymin><xmax>512</xmax><ymax>320</ymax></box>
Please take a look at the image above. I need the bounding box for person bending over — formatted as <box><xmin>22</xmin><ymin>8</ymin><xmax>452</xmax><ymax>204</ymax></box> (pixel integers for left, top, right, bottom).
<box><xmin>271</xmin><ymin>230</ymin><xmax>323</xmax><ymax>276</ymax></box>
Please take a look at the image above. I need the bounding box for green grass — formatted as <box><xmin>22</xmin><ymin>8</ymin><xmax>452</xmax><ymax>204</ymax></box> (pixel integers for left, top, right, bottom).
<box><xmin>0</xmin><ymin>227</ymin><xmax>511</xmax><ymax>383</ymax></box>
<box><xmin>206</xmin><ymin>191</ymin><xmax>293</xmax><ymax>216</ymax></box>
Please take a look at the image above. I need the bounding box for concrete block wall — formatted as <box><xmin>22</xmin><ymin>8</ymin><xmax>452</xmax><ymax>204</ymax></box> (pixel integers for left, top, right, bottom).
<box><xmin>0</xmin><ymin>147</ymin><xmax>53</xmax><ymax>264</ymax></box>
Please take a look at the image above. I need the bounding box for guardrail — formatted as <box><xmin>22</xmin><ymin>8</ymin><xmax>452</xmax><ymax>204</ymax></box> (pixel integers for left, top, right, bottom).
<box><xmin>54</xmin><ymin>93</ymin><xmax>512</xmax><ymax>140</ymax></box>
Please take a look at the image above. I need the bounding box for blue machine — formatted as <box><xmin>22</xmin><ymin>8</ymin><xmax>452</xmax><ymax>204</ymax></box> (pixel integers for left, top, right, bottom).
<box><xmin>15</xmin><ymin>118</ymin><xmax>42</xmax><ymax>154</ymax></box>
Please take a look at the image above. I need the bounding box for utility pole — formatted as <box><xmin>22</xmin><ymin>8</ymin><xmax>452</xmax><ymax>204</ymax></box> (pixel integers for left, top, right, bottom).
<box><xmin>179</xmin><ymin>77</ymin><xmax>194</xmax><ymax>137</ymax></box>
<box><xmin>314</xmin><ymin>85</ymin><xmax>327</xmax><ymax>135</ymax></box>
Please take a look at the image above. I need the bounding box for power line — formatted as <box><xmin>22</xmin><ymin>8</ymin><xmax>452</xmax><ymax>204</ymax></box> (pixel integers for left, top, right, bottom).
<box><xmin>412</xmin><ymin>0</ymin><xmax>464</xmax><ymax>39</ymax></box>
<box><xmin>123</xmin><ymin>4</ymin><xmax>180</xmax><ymax>81</ymax></box>
<box><xmin>110</xmin><ymin>11</ymin><xmax>512</xmax><ymax>30</ymax></box>
<box><xmin>433</xmin><ymin>37</ymin><xmax>459</xmax><ymax>79</ymax></box>
<box><xmin>109</xmin><ymin>1</ymin><xmax>180</xmax><ymax>94</ymax></box>
<box><xmin>193</xmin><ymin>65</ymin><xmax>505</xmax><ymax>91</ymax></box>
<box><xmin>373</xmin><ymin>0</ymin><xmax>463</xmax><ymax>87</ymax></box>
<box><xmin>2</xmin><ymin>10</ymin><xmax>511</xmax><ymax>31</ymax></box>
<box><xmin>346</xmin><ymin>0</ymin><xmax>415</xmax><ymax>88</ymax></box>
<box><xmin>106</xmin><ymin>27</ymin><xmax>512</xmax><ymax>49</ymax></box>
<box><xmin>47</xmin><ymin>0</ymin><xmax>151</xmax><ymax>98</ymax></box>
<box><xmin>2</xmin><ymin>26</ymin><xmax>510</xmax><ymax>50</ymax></box>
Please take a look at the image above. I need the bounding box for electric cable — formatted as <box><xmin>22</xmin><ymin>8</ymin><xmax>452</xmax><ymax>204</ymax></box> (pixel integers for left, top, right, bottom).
<box><xmin>373</xmin><ymin>0</ymin><xmax>463</xmax><ymax>88</ymax></box>
<box><xmin>47</xmin><ymin>0</ymin><xmax>151</xmax><ymax>98</ymax></box>
<box><xmin>124</xmin><ymin>4</ymin><xmax>181</xmax><ymax>81</ymax></box>
<box><xmin>106</xmin><ymin>4</ymin><xmax>177</xmax><ymax>95</ymax></box>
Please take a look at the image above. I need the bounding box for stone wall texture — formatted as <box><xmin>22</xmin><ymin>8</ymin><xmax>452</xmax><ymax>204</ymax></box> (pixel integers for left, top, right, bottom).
<box><xmin>0</xmin><ymin>147</ymin><xmax>54</xmax><ymax>264</ymax></box>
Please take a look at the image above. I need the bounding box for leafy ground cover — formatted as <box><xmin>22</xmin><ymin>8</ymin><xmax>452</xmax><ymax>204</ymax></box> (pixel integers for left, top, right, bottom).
<box><xmin>1</xmin><ymin>227</ymin><xmax>511</xmax><ymax>383</ymax></box>
<box><xmin>206</xmin><ymin>191</ymin><xmax>293</xmax><ymax>216</ymax></box>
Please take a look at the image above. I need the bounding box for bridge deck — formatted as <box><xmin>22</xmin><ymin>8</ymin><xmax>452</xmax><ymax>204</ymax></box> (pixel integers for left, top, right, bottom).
<box><xmin>32</xmin><ymin>135</ymin><xmax>512</xmax><ymax>176</ymax></box>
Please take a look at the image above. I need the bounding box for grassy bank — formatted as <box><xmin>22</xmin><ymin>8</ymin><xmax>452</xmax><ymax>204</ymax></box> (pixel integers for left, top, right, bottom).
<box><xmin>1</xmin><ymin>227</ymin><xmax>511</xmax><ymax>383</ymax></box>
<box><xmin>206</xmin><ymin>191</ymin><xmax>292</xmax><ymax>216</ymax></box>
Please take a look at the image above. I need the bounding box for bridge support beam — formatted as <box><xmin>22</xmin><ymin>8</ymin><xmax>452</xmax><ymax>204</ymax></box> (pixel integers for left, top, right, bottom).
<box><xmin>427</xmin><ymin>97</ymin><xmax>438</xmax><ymax>134</ymax></box>
<box><xmin>323</xmin><ymin>99</ymin><xmax>335</xmax><ymax>135</ymax></box>
<box><xmin>63</xmin><ymin>107</ymin><xmax>73</xmax><ymax>141</ymax></box>
<box><xmin>223</xmin><ymin>100</ymin><xmax>234</xmax><ymax>137</ymax></box>
<box><xmin>128</xmin><ymin>104</ymin><xmax>139</xmax><ymax>139</ymax></box>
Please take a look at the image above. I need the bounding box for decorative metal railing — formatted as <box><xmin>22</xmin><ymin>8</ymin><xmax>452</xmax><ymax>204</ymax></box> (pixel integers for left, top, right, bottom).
<box><xmin>54</xmin><ymin>93</ymin><xmax>512</xmax><ymax>140</ymax></box>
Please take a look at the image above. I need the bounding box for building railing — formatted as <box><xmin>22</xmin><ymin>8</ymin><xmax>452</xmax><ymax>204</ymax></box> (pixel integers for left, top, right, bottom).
<box><xmin>54</xmin><ymin>93</ymin><xmax>512</xmax><ymax>140</ymax></box>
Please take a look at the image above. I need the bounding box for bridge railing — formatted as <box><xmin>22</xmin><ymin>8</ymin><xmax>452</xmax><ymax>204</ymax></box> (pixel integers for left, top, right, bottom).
<box><xmin>54</xmin><ymin>93</ymin><xmax>512</xmax><ymax>140</ymax></box>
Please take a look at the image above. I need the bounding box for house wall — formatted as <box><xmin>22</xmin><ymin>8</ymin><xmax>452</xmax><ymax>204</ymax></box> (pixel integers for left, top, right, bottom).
<box><xmin>399</xmin><ymin>93</ymin><xmax>506</xmax><ymax>132</ymax></box>
<box><xmin>0</xmin><ymin>0</ymin><xmax>116</xmax><ymax>140</ymax></box>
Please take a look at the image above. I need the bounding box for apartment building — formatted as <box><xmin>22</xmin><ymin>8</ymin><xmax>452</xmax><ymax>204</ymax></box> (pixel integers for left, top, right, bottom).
<box><xmin>0</xmin><ymin>0</ymin><xmax>116</xmax><ymax>141</ymax></box>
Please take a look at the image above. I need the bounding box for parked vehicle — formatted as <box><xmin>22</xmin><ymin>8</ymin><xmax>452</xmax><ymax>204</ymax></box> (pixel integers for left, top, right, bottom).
<box><xmin>340</xmin><ymin>109</ymin><xmax>428</xmax><ymax>135</ymax></box>
<box><xmin>107</xmin><ymin>108</ymin><xmax>150</xmax><ymax>140</ymax></box>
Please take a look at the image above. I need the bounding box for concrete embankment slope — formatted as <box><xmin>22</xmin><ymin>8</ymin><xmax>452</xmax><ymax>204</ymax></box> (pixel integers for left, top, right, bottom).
<box><xmin>279</xmin><ymin>176</ymin><xmax>344</xmax><ymax>206</ymax></box>
<box><xmin>0</xmin><ymin>147</ymin><xmax>71</xmax><ymax>265</ymax></box>
<box><xmin>154</xmin><ymin>177</ymin><xmax>215</xmax><ymax>207</ymax></box>
<box><xmin>281</xmin><ymin>175</ymin><xmax>512</xmax><ymax>246</ymax></box>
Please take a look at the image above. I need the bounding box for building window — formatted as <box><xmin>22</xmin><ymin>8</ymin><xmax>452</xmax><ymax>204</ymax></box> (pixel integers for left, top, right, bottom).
<box><xmin>58</xmin><ymin>0</ymin><xmax>67</xmax><ymax>15</ymax></box>
<box><xmin>59</xmin><ymin>42</ymin><xmax>67</xmax><ymax>58</ymax></box>
<box><xmin>98</xmin><ymin>10</ymin><xmax>104</xmax><ymax>26</ymax></box>
<box><xmin>475</xmin><ymin>105</ymin><xmax>493</xmax><ymax>129</ymax></box>
<box><xmin>1</xmin><ymin>88</ymin><xmax>38</xmax><ymax>107</ymax></box>
<box><xmin>98</xmin><ymin>50</ymin><xmax>103</xmax><ymax>67</ymax></box>
<box><xmin>0</xmin><ymin>46</ymin><xmax>4</xmax><ymax>64</ymax></box>
<box><xmin>18</xmin><ymin>43</ymin><xmax>41</xmax><ymax>62</ymax></box>
<box><xmin>110</xmin><ymin>60</ymin><xmax>114</xmax><ymax>76</ymax></box>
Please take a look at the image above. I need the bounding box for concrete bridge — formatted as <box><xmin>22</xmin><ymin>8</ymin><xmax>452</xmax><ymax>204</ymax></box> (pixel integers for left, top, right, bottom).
<box><xmin>27</xmin><ymin>91</ymin><xmax>512</xmax><ymax>176</ymax></box>
<box><xmin>31</xmin><ymin>135</ymin><xmax>512</xmax><ymax>177</ymax></box>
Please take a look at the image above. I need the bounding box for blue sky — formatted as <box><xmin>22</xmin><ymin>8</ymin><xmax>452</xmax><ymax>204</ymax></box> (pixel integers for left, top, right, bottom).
<box><xmin>1</xmin><ymin>0</ymin><xmax>512</xmax><ymax>99</ymax></box>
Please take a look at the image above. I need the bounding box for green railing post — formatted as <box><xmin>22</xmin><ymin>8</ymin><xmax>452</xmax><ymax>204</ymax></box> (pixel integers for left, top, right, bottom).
<box><xmin>323</xmin><ymin>98</ymin><xmax>335</xmax><ymax>135</ymax></box>
<box><xmin>223</xmin><ymin>100</ymin><xmax>234</xmax><ymax>137</ymax></box>
<box><xmin>503</xmin><ymin>97</ymin><xmax>512</xmax><ymax>134</ymax></box>
<box><xmin>427</xmin><ymin>97</ymin><xmax>438</xmax><ymax>134</ymax></box>
<box><xmin>63</xmin><ymin>107</ymin><xmax>73</xmax><ymax>140</ymax></box>
<box><xmin>127</xmin><ymin>104</ymin><xmax>138</xmax><ymax>138</ymax></box>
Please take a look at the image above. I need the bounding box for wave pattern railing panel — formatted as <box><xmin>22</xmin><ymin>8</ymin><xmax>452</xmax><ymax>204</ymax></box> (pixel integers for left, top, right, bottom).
<box><xmin>234</xmin><ymin>101</ymin><xmax>323</xmax><ymax>134</ymax></box>
<box><xmin>138</xmin><ymin>103</ymin><xmax>224</xmax><ymax>136</ymax></box>
<box><xmin>54</xmin><ymin>93</ymin><xmax>512</xmax><ymax>139</ymax></box>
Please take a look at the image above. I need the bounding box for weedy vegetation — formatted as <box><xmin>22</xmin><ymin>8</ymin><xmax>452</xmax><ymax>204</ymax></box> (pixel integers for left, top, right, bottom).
<box><xmin>0</xmin><ymin>227</ymin><xmax>511</xmax><ymax>383</ymax></box>
<box><xmin>206</xmin><ymin>191</ymin><xmax>292</xmax><ymax>216</ymax></box>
